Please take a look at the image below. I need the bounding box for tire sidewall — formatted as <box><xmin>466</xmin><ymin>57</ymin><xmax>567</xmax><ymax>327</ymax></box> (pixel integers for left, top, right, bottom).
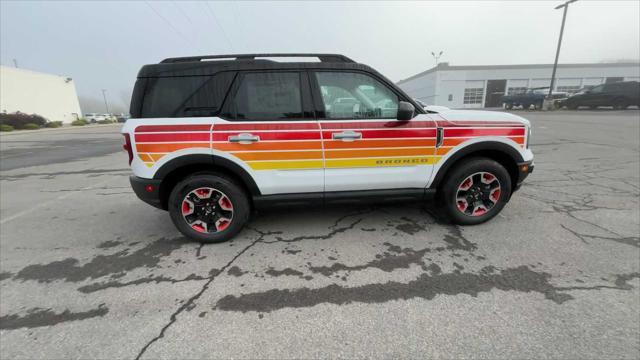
<box><xmin>441</xmin><ymin>158</ymin><xmax>512</xmax><ymax>225</ymax></box>
<box><xmin>168</xmin><ymin>174</ymin><xmax>250</xmax><ymax>243</ymax></box>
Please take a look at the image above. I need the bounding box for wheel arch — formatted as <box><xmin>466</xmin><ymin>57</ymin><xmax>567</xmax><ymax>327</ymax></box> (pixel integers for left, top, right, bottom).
<box><xmin>154</xmin><ymin>154</ymin><xmax>260</xmax><ymax>210</ymax></box>
<box><xmin>430</xmin><ymin>141</ymin><xmax>524</xmax><ymax>193</ymax></box>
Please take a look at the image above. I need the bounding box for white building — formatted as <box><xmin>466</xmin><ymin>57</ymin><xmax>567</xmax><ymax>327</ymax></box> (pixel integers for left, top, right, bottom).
<box><xmin>397</xmin><ymin>62</ymin><xmax>640</xmax><ymax>109</ymax></box>
<box><xmin>0</xmin><ymin>65</ymin><xmax>82</xmax><ymax>123</ymax></box>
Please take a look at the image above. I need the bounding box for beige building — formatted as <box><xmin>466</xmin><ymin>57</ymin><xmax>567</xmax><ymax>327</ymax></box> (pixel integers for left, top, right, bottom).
<box><xmin>0</xmin><ymin>65</ymin><xmax>82</xmax><ymax>123</ymax></box>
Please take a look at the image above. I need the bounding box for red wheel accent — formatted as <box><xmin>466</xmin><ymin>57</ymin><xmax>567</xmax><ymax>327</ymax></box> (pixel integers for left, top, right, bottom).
<box><xmin>182</xmin><ymin>201</ymin><xmax>191</xmax><ymax>215</ymax></box>
<box><xmin>192</xmin><ymin>223</ymin><xmax>206</xmax><ymax>233</ymax></box>
<box><xmin>457</xmin><ymin>199</ymin><xmax>468</xmax><ymax>212</ymax></box>
<box><xmin>218</xmin><ymin>196</ymin><xmax>233</xmax><ymax>211</ymax></box>
<box><xmin>490</xmin><ymin>188</ymin><xmax>501</xmax><ymax>203</ymax></box>
<box><xmin>181</xmin><ymin>187</ymin><xmax>234</xmax><ymax>234</ymax></box>
<box><xmin>455</xmin><ymin>172</ymin><xmax>501</xmax><ymax>217</ymax></box>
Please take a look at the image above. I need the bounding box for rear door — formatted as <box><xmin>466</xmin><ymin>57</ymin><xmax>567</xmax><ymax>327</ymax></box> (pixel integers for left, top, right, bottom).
<box><xmin>212</xmin><ymin>71</ymin><xmax>323</xmax><ymax>195</ymax></box>
<box><xmin>311</xmin><ymin>70</ymin><xmax>438</xmax><ymax>192</ymax></box>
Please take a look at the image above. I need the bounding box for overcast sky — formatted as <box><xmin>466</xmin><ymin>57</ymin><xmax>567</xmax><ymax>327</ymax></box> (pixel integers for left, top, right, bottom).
<box><xmin>1</xmin><ymin>0</ymin><xmax>639</xmax><ymax>112</ymax></box>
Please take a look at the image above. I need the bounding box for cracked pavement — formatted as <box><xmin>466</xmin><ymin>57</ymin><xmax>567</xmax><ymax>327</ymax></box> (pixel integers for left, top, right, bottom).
<box><xmin>1</xmin><ymin>111</ymin><xmax>639</xmax><ymax>359</ymax></box>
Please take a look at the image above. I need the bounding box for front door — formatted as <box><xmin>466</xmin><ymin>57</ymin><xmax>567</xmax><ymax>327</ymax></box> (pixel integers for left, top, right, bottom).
<box><xmin>311</xmin><ymin>71</ymin><xmax>438</xmax><ymax>192</ymax></box>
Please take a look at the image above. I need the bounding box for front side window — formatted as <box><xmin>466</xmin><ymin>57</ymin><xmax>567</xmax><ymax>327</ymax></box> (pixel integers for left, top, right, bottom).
<box><xmin>233</xmin><ymin>72</ymin><xmax>303</xmax><ymax>120</ymax></box>
<box><xmin>589</xmin><ymin>85</ymin><xmax>604</xmax><ymax>93</ymax></box>
<box><xmin>314</xmin><ymin>72</ymin><xmax>399</xmax><ymax>119</ymax></box>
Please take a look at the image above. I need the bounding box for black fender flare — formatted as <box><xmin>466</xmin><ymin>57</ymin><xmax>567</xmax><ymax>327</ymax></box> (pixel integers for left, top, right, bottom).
<box><xmin>429</xmin><ymin>141</ymin><xmax>524</xmax><ymax>189</ymax></box>
<box><xmin>153</xmin><ymin>154</ymin><xmax>261</xmax><ymax>196</ymax></box>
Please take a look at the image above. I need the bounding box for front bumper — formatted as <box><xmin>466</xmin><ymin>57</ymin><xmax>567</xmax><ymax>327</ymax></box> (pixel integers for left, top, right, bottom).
<box><xmin>130</xmin><ymin>176</ymin><xmax>164</xmax><ymax>209</ymax></box>
<box><xmin>513</xmin><ymin>161</ymin><xmax>534</xmax><ymax>192</ymax></box>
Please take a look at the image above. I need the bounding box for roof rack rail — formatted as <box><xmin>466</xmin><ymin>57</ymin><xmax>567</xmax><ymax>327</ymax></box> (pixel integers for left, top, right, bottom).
<box><xmin>160</xmin><ymin>53</ymin><xmax>355</xmax><ymax>64</ymax></box>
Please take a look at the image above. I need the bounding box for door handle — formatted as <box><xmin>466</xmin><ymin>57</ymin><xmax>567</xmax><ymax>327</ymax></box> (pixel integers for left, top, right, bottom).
<box><xmin>228</xmin><ymin>133</ymin><xmax>260</xmax><ymax>144</ymax></box>
<box><xmin>332</xmin><ymin>130</ymin><xmax>362</xmax><ymax>141</ymax></box>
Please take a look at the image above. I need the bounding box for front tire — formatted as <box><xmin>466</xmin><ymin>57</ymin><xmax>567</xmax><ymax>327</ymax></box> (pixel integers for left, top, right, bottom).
<box><xmin>439</xmin><ymin>158</ymin><xmax>512</xmax><ymax>225</ymax></box>
<box><xmin>168</xmin><ymin>173</ymin><xmax>250</xmax><ymax>243</ymax></box>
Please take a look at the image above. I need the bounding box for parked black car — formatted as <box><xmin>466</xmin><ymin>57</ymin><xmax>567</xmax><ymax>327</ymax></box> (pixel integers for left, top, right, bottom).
<box><xmin>561</xmin><ymin>81</ymin><xmax>640</xmax><ymax>110</ymax></box>
<box><xmin>502</xmin><ymin>87</ymin><xmax>567</xmax><ymax>110</ymax></box>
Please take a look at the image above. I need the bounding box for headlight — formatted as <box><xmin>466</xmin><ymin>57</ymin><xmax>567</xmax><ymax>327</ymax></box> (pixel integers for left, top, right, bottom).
<box><xmin>526</xmin><ymin>126</ymin><xmax>531</xmax><ymax>149</ymax></box>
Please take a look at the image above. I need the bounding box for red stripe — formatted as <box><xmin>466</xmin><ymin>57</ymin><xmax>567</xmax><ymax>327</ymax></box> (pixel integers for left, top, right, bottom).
<box><xmin>438</xmin><ymin>120</ymin><xmax>525</xmax><ymax>127</ymax></box>
<box><xmin>322</xmin><ymin>129</ymin><xmax>436</xmax><ymax>139</ymax></box>
<box><xmin>135</xmin><ymin>125</ymin><xmax>211</xmax><ymax>133</ymax></box>
<box><xmin>212</xmin><ymin>131</ymin><xmax>321</xmax><ymax>141</ymax></box>
<box><xmin>213</xmin><ymin>122</ymin><xmax>319</xmax><ymax>131</ymax></box>
<box><xmin>135</xmin><ymin>133</ymin><xmax>210</xmax><ymax>142</ymax></box>
<box><xmin>444</xmin><ymin>128</ymin><xmax>525</xmax><ymax>137</ymax></box>
<box><xmin>321</xmin><ymin>121</ymin><xmax>435</xmax><ymax>129</ymax></box>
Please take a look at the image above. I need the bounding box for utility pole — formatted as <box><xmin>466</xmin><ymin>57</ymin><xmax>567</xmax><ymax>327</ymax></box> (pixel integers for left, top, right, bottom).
<box><xmin>101</xmin><ymin>89</ymin><xmax>110</xmax><ymax>114</ymax></box>
<box><xmin>546</xmin><ymin>0</ymin><xmax>578</xmax><ymax>107</ymax></box>
<box><xmin>431</xmin><ymin>51</ymin><xmax>443</xmax><ymax>66</ymax></box>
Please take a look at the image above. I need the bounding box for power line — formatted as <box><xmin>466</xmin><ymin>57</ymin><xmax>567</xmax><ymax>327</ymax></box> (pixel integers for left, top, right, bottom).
<box><xmin>172</xmin><ymin>1</ymin><xmax>194</xmax><ymax>25</ymax></box>
<box><xmin>203</xmin><ymin>1</ymin><xmax>234</xmax><ymax>52</ymax></box>
<box><xmin>144</xmin><ymin>1</ymin><xmax>199</xmax><ymax>53</ymax></box>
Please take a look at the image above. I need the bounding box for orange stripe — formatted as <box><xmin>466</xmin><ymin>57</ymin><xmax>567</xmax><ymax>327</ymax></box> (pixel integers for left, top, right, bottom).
<box><xmin>149</xmin><ymin>153</ymin><xmax>167</xmax><ymax>161</ymax></box>
<box><xmin>136</xmin><ymin>142</ymin><xmax>209</xmax><ymax>152</ymax></box>
<box><xmin>326</xmin><ymin>147</ymin><xmax>434</xmax><ymax>159</ymax></box>
<box><xmin>212</xmin><ymin>140</ymin><xmax>322</xmax><ymax>151</ymax></box>
<box><xmin>231</xmin><ymin>150</ymin><xmax>323</xmax><ymax>161</ymax></box>
<box><xmin>138</xmin><ymin>153</ymin><xmax>154</xmax><ymax>162</ymax></box>
<box><xmin>325</xmin><ymin>139</ymin><xmax>436</xmax><ymax>149</ymax></box>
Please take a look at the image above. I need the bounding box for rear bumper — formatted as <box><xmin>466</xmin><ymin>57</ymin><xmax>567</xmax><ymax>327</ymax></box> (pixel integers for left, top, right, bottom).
<box><xmin>513</xmin><ymin>161</ymin><xmax>534</xmax><ymax>192</ymax></box>
<box><xmin>130</xmin><ymin>176</ymin><xmax>164</xmax><ymax>210</ymax></box>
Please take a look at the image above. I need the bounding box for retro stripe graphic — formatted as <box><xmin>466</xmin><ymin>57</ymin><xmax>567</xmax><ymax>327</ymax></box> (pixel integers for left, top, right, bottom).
<box><xmin>133</xmin><ymin>120</ymin><xmax>525</xmax><ymax>170</ymax></box>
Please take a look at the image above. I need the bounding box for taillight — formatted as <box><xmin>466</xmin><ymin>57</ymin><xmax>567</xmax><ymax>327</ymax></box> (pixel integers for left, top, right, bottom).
<box><xmin>123</xmin><ymin>133</ymin><xmax>133</xmax><ymax>165</ymax></box>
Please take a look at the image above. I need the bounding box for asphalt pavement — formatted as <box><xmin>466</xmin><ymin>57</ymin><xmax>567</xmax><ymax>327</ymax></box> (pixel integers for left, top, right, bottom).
<box><xmin>0</xmin><ymin>111</ymin><xmax>638</xmax><ymax>359</ymax></box>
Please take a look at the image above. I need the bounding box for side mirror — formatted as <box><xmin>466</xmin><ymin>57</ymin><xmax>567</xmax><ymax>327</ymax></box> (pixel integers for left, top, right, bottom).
<box><xmin>397</xmin><ymin>101</ymin><xmax>415</xmax><ymax>121</ymax></box>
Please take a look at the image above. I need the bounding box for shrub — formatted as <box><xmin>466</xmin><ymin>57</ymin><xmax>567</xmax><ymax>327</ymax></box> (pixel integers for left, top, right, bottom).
<box><xmin>71</xmin><ymin>119</ymin><xmax>88</xmax><ymax>126</ymax></box>
<box><xmin>45</xmin><ymin>121</ymin><xmax>63</xmax><ymax>128</ymax></box>
<box><xmin>0</xmin><ymin>124</ymin><xmax>14</xmax><ymax>132</ymax></box>
<box><xmin>23</xmin><ymin>123</ymin><xmax>40</xmax><ymax>130</ymax></box>
<box><xmin>0</xmin><ymin>112</ymin><xmax>47</xmax><ymax>129</ymax></box>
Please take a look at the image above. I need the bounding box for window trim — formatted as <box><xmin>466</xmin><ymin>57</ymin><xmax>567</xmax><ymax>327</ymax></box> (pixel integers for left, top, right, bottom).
<box><xmin>219</xmin><ymin>70</ymin><xmax>315</xmax><ymax>122</ymax></box>
<box><xmin>309</xmin><ymin>69</ymin><xmax>412</xmax><ymax>121</ymax></box>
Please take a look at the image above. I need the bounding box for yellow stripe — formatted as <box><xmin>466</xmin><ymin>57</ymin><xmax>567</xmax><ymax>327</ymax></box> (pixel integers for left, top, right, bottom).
<box><xmin>325</xmin><ymin>156</ymin><xmax>440</xmax><ymax>168</ymax></box>
<box><xmin>247</xmin><ymin>160</ymin><xmax>323</xmax><ymax>170</ymax></box>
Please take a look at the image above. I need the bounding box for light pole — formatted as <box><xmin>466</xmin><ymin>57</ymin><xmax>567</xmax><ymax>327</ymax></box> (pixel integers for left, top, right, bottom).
<box><xmin>101</xmin><ymin>89</ymin><xmax>110</xmax><ymax>114</ymax></box>
<box><xmin>431</xmin><ymin>51</ymin><xmax>443</xmax><ymax>66</ymax></box>
<box><xmin>547</xmin><ymin>0</ymin><xmax>578</xmax><ymax>103</ymax></box>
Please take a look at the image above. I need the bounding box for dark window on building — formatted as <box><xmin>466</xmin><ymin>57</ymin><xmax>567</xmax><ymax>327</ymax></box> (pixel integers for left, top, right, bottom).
<box><xmin>232</xmin><ymin>72</ymin><xmax>303</xmax><ymax>120</ymax></box>
<box><xmin>140</xmin><ymin>72</ymin><xmax>235</xmax><ymax>118</ymax></box>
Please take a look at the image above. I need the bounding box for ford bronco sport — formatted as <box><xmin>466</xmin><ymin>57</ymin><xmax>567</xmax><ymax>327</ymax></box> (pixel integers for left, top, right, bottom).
<box><xmin>122</xmin><ymin>53</ymin><xmax>534</xmax><ymax>243</ymax></box>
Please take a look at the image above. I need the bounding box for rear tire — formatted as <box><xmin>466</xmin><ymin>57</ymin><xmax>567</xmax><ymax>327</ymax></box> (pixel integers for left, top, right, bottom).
<box><xmin>504</xmin><ymin>103</ymin><xmax>513</xmax><ymax>110</ymax></box>
<box><xmin>439</xmin><ymin>157</ymin><xmax>512</xmax><ymax>225</ymax></box>
<box><xmin>168</xmin><ymin>173</ymin><xmax>250</xmax><ymax>243</ymax></box>
<box><xmin>613</xmin><ymin>98</ymin><xmax>629</xmax><ymax>110</ymax></box>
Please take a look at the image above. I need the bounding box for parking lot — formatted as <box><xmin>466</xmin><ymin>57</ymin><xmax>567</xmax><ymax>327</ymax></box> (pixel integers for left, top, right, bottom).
<box><xmin>0</xmin><ymin>110</ymin><xmax>638</xmax><ymax>359</ymax></box>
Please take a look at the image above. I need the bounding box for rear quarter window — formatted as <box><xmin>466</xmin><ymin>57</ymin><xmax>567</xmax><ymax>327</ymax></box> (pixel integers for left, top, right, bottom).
<box><xmin>138</xmin><ymin>72</ymin><xmax>236</xmax><ymax>118</ymax></box>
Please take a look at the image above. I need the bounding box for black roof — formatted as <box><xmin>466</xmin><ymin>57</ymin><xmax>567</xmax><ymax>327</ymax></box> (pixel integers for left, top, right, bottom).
<box><xmin>137</xmin><ymin>53</ymin><xmax>373</xmax><ymax>78</ymax></box>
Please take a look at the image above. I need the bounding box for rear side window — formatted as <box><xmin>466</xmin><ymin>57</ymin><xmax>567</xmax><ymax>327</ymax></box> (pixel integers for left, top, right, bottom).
<box><xmin>139</xmin><ymin>72</ymin><xmax>235</xmax><ymax>118</ymax></box>
<box><xmin>231</xmin><ymin>72</ymin><xmax>303</xmax><ymax>120</ymax></box>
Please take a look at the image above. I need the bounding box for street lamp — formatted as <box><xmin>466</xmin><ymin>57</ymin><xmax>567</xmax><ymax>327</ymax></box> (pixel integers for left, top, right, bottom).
<box><xmin>547</xmin><ymin>0</ymin><xmax>578</xmax><ymax>104</ymax></box>
<box><xmin>431</xmin><ymin>51</ymin><xmax>443</xmax><ymax>66</ymax></box>
<box><xmin>101</xmin><ymin>89</ymin><xmax>110</xmax><ymax>114</ymax></box>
